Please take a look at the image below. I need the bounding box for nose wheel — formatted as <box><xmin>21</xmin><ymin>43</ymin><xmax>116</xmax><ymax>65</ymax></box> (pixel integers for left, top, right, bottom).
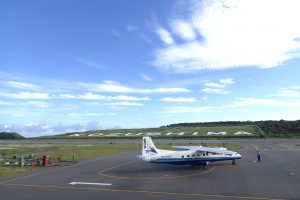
<box><xmin>232</xmin><ymin>160</ymin><xmax>236</xmax><ymax>165</ymax></box>
<box><xmin>202</xmin><ymin>164</ymin><xmax>208</xmax><ymax>169</ymax></box>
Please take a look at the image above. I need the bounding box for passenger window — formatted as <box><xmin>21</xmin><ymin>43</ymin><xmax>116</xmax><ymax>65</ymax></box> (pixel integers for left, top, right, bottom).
<box><xmin>197</xmin><ymin>154</ymin><xmax>199</xmax><ymax>157</ymax></box>
<box><xmin>182</xmin><ymin>155</ymin><xmax>184</xmax><ymax>158</ymax></box>
<box><xmin>203</xmin><ymin>153</ymin><xmax>205</xmax><ymax>156</ymax></box>
<box><xmin>192</xmin><ymin>154</ymin><xmax>195</xmax><ymax>157</ymax></box>
<box><xmin>187</xmin><ymin>155</ymin><xmax>190</xmax><ymax>158</ymax></box>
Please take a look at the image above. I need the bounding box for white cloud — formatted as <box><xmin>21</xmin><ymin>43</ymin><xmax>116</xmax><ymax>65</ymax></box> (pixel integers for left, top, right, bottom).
<box><xmin>62</xmin><ymin>93</ymin><xmax>106</xmax><ymax>100</ymax></box>
<box><xmin>205</xmin><ymin>82</ymin><xmax>226</xmax><ymax>88</ymax></box>
<box><xmin>0</xmin><ymin>101</ymin><xmax>15</xmax><ymax>106</ymax></box>
<box><xmin>0</xmin><ymin>122</ymin><xmax>51</xmax><ymax>137</ymax></box>
<box><xmin>160</xmin><ymin>97</ymin><xmax>300</xmax><ymax>115</ymax></box>
<box><xmin>80</xmin><ymin>81</ymin><xmax>136</xmax><ymax>93</ymax></box>
<box><xmin>112</xmin><ymin>30</ymin><xmax>121</xmax><ymax>38</ymax></box>
<box><xmin>107</xmin><ymin>106</ymin><xmax>124</xmax><ymax>110</ymax></box>
<box><xmin>68</xmin><ymin>112</ymin><xmax>116</xmax><ymax>117</ymax></box>
<box><xmin>139</xmin><ymin>34</ymin><xmax>153</xmax><ymax>44</ymax></box>
<box><xmin>202</xmin><ymin>97</ymin><xmax>208</xmax><ymax>101</ymax></box>
<box><xmin>0</xmin><ymin>100</ymin><xmax>49</xmax><ymax>107</ymax></box>
<box><xmin>59</xmin><ymin>93</ymin><xmax>149</xmax><ymax>101</ymax></box>
<box><xmin>153</xmin><ymin>0</ymin><xmax>300</xmax><ymax>72</ymax></box>
<box><xmin>0</xmin><ymin>92</ymin><xmax>50</xmax><ymax>99</ymax></box>
<box><xmin>73</xmin><ymin>57</ymin><xmax>104</xmax><ymax>69</ymax></box>
<box><xmin>80</xmin><ymin>80</ymin><xmax>191</xmax><ymax>94</ymax></box>
<box><xmin>1</xmin><ymin>81</ymin><xmax>39</xmax><ymax>90</ymax></box>
<box><xmin>219</xmin><ymin>78</ymin><xmax>234</xmax><ymax>85</ymax></box>
<box><xmin>155</xmin><ymin>26</ymin><xmax>174</xmax><ymax>45</ymax></box>
<box><xmin>161</xmin><ymin>106</ymin><xmax>214</xmax><ymax>114</ymax></box>
<box><xmin>203</xmin><ymin>78</ymin><xmax>234</xmax><ymax>94</ymax></box>
<box><xmin>85</xmin><ymin>121</ymin><xmax>103</xmax><ymax>130</ymax></box>
<box><xmin>171</xmin><ymin>20</ymin><xmax>196</xmax><ymax>41</ymax></box>
<box><xmin>202</xmin><ymin>88</ymin><xmax>230</xmax><ymax>95</ymax></box>
<box><xmin>22</xmin><ymin>101</ymin><xmax>49</xmax><ymax>108</ymax></box>
<box><xmin>149</xmin><ymin>87</ymin><xmax>190</xmax><ymax>93</ymax></box>
<box><xmin>59</xmin><ymin>94</ymin><xmax>77</xmax><ymax>99</ymax></box>
<box><xmin>59</xmin><ymin>93</ymin><xmax>104</xmax><ymax>100</ymax></box>
<box><xmin>140</xmin><ymin>73</ymin><xmax>153</xmax><ymax>81</ymax></box>
<box><xmin>229</xmin><ymin>98</ymin><xmax>300</xmax><ymax>108</ymax></box>
<box><xmin>79</xmin><ymin>93</ymin><xmax>106</xmax><ymax>100</ymax></box>
<box><xmin>104</xmin><ymin>102</ymin><xmax>144</xmax><ymax>106</ymax></box>
<box><xmin>205</xmin><ymin>78</ymin><xmax>234</xmax><ymax>88</ymax></box>
<box><xmin>273</xmin><ymin>89</ymin><xmax>300</xmax><ymax>97</ymax></box>
<box><xmin>0</xmin><ymin>71</ymin><xmax>19</xmax><ymax>80</ymax></box>
<box><xmin>111</xmin><ymin>95</ymin><xmax>149</xmax><ymax>101</ymax></box>
<box><xmin>126</xmin><ymin>24</ymin><xmax>138</xmax><ymax>32</ymax></box>
<box><xmin>161</xmin><ymin>97</ymin><xmax>197</xmax><ymax>103</ymax></box>
<box><xmin>0</xmin><ymin>121</ymin><xmax>107</xmax><ymax>137</ymax></box>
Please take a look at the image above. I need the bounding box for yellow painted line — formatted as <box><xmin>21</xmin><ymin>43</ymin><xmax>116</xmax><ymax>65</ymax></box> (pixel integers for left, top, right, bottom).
<box><xmin>99</xmin><ymin>166</ymin><xmax>216</xmax><ymax>180</ymax></box>
<box><xmin>251</xmin><ymin>144</ymin><xmax>260</xmax><ymax>151</ymax></box>
<box><xmin>100</xmin><ymin>159</ymin><xmax>137</xmax><ymax>173</ymax></box>
<box><xmin>277</xmin><ymin>144</ymin><xmax>295</xmax><ymax>151</ymax></box>
<box><xmin>252</xmin><ymin>148</ymin><xmax>299</xmax><ymax>152</ymax></box>
<box><xmin>0</xmin><ymin>182</ymin><xmax>287</xmax><ymax>200</ymax></box>
<box><xmin>265</xmin><ymin>144</ymin><xmax>277</xmax><ymax>151</ymax></box>
<box><xmin>1</xmin><ymin>156</ymin><xmax>107</xmax><ymax>183</ymax></box>
<box><xmin>280</xmin><ymin>144</ymin><xmax>300</xmax><ymax>151</ymax></box>
<box><xmin>98</xmin><ymin>159</ymin><xmax>216</xmax><ymax>180</ymax></box>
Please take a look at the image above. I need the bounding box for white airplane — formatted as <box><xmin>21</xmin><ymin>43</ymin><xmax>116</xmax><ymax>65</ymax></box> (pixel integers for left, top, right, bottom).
<box><xmin>138</xmin><ymin>137</ymin><xmax>241</xmax><ymax>167</ymax></box>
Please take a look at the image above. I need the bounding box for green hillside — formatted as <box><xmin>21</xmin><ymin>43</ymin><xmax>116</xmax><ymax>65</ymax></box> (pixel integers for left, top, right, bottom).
<box><xmin>44</xmin><ymin>120</ymin><xmax>300</xmax><ymax>139</ymax></box>
<box><xmin>46</xmin><ymin>124</ymin><xmax>261</xmax><ymax>139</ymax></box>
<box><xmin>0</xmin><ymin>132</ymin><xmax>25</xmax><ymax>139</ymax></box>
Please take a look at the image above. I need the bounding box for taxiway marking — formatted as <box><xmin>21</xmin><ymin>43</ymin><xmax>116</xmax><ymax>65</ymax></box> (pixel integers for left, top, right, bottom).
<box><xmin>98</xmin><ymin>159</ymin><xmax>216</xmax><ymax>180</ymax></box>
<box><xmin>0</xmin><ymin>156</ymin><xmax>110</xmax><ymax>184</ymax></box>
<box><xmin>70</xmin><ymin>182</ymin><xmax>112</xmax><ymax>186</ymax></box>
<box><xmin>251</xmin><ymin>144</ymin><xmax>260</xmax><ymax>151</ymax></box>
<box><xmin>0</xmin><ymin>182</ymin><xmax>286</xmax><ymax>200</ymax></box>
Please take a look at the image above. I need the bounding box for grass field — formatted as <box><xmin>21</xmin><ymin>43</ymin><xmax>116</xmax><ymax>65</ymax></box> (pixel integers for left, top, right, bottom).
<box><xmin>0</xmin><ymin>143</ymin><xmax>139</xmax><ymax>177</ymax></box>
<box><xmin>0</xmin><ymin>142</ymin><xmax>243</xmax><ymax>177</ymax></box>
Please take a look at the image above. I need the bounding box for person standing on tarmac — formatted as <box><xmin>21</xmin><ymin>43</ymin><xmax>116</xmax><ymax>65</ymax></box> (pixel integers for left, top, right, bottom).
<box><xmin>257</xmin><ymin>151</ymin><xmax>261</xmax><ymax>162</ymax></box>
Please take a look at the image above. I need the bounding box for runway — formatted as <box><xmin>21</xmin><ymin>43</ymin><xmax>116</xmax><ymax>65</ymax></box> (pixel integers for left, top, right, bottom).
<box><xmin>0</xmin><ymin>140</ymin><xmax>300</xmax><ymax>200</ymax></box>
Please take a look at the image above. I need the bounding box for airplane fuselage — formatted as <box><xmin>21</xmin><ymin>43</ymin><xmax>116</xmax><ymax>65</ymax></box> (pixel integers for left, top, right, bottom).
<box><xmin>139</xmin><ymin>137</ymin><xmax>242</xmax><ymax>166</ymax></box>
<box><xmin>145</xmin><ymin>149</ymin><xmax>241</xmax><ymax>165</ymax></box>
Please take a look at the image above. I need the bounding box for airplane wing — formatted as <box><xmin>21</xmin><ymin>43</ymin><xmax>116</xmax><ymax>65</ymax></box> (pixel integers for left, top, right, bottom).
<box><xmin>173</xmin><ymin>145</ymin><xmax>234</xmax><ymax>154</ymax></box>
<box><xmin>173</xmin><ymin>146</ymin><xmax>200</xmax><ymax>150</ymax></box>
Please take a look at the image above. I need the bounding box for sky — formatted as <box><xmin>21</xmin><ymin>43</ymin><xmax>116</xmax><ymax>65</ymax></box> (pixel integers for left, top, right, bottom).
<box><xmin>1</xmin><ymin>0</ymin><xmax>300</xmax><ymax>137</ymax></box>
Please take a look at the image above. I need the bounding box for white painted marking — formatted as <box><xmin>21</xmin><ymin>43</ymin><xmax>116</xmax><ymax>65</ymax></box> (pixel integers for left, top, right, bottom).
<box><xmin>69</xmin><ymin>182</ymin><xmax>112</xmax><ymax>186</ymax></box>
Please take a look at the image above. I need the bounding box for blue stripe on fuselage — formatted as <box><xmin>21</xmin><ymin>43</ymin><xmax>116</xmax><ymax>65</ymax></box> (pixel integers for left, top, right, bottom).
<box><xmin>151</xmin><ymin>157</ymin><xmax>241</xmax><ymax>165</ymax></box>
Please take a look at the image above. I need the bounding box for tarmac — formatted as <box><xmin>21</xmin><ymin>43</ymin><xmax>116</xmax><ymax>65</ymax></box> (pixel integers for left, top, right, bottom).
<box><xmin>0</xmin><ymin>139</ymin><xmax>300</xmax><ymax>200</ymax></box>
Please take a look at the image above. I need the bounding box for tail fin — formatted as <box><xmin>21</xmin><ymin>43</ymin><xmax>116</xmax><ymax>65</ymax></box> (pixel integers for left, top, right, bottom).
<box><xmin>142</xmin><ymin>137</ymin><xmax>159</xmax><ymax>156</ymax></box>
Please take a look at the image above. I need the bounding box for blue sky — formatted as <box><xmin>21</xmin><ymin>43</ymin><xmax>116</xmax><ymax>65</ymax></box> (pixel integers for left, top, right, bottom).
<box><xmin>1</xmin><ymin>0</ymin><xmax>300</xmax><ymax>137</ymax></box>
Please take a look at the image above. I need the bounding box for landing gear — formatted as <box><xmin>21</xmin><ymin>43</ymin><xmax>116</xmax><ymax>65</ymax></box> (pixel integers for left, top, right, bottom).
<box><xmin>202</xmin><ymin>161</ymin><xmax>211</xmax><ymax>170</ymax></box>
<box><xmin>232</xmin><ymin>160</ymin><xmax>236</xmax><ymax>165</ymax></box>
